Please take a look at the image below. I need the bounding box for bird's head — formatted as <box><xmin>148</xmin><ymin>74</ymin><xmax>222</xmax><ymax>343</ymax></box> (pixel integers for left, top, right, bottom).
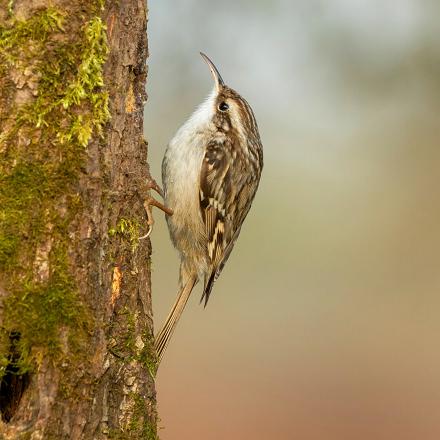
<box><xmin>200</xmin><ymin>52</ymin><xmax>259</xmax><ymax>138</ymax></box>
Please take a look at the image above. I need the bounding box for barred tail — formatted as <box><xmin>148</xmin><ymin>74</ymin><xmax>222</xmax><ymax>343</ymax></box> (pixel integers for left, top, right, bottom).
<box><xmin>155</xmin><ymin>274</ymin><xmax>198</xmax><ymax>364</ymax></box>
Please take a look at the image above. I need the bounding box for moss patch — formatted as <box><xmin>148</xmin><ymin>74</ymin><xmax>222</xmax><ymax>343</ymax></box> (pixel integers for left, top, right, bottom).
<box><xmin>0</xmin><ymin>5</ymin><xmax>108</xmax><ymax>380</ymax></box>
<box><xmin>109</xmin><ymin>218</ymin><xmax>142</xmax><ymax>253</ymax></box>
<box><xmin>108</xmin><ymin>307</ymin><xmax>157</xmax><ymax>378</ymax></box>
<box><xmin>108</xmin><ymin>392</ymin><xmax>159</xmax><ymax>440</ymax></box>
<box><xmin>107</xmin><ymin>308</ymin><xmax>158</xmax><ymax>438</ymax></box>
<box><xmin>126</xmin><ymin>392</ymin><xmax>159</xmax><ymax>440</ymax></box>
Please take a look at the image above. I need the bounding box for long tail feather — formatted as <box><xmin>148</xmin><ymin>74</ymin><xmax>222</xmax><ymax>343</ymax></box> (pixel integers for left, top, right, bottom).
<box><xmin>155</xmin><ymin>274</ymin><xmax>198</xmax><ymax>364</ymax></box>
<box><xmin>200</xmin><ymin>271</ymin><xmax>216</xmax><ymax>307</ymax></box>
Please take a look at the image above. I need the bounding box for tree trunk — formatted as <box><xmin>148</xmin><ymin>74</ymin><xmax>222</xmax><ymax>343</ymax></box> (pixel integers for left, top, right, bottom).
<box><xmin>0</xmin><ymin>0</ymin><xmax>157</xmax><ymax>438</ymax></box>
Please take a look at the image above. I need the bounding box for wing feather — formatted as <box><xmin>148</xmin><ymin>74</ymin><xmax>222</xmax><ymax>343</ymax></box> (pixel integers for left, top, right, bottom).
<box><xmin>199</xmin><ymin>137</ymin><xmax>261</xmax><ymax>305</ymax></box>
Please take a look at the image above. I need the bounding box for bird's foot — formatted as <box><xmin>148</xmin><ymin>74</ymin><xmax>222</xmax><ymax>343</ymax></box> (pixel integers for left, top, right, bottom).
<box><xmin>140</xmin><ymin>178</ymin><xmax>173</xmax><ymax>240</ymax></box>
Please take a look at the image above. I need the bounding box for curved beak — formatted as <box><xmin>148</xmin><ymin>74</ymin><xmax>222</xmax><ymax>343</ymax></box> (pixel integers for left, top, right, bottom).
<box><xmin>200</xmin><ymin>52</ymin><xmax>225</xmax><ymax>91</ymax></box>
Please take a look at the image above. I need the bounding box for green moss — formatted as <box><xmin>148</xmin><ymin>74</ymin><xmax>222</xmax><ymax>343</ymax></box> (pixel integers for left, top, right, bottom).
<box><xmin>106</xmin><ymin>309</ymin><xmax>158</xmax><ymax>438</ymax></box>
<box><xmin>0</xmin><ymin>331</ymin><xmax>9</xmax><ymax>379</ymax></box>
<box><xmin>108</xmin><ymin>307</ymin><xmax>157</xmax><ymax>378</ymax></box>
<box><xmin>128</xmin><ymin>393</ymin><xmax>159</xmax><ymax>440</ymax></box>
<box><xmin>108</xmin><ymin>392</ymin><xmax>159</xmax><ymax>440</ymax></box>
<box><xmin>10</xmin><ymin>15</ymin><xmax>110</xmax><ymax>147</ymax></box>
<box><xmin>108</xmin><ymin>307</ymin><xmax>137</xmax><ymax>359</ymax></box>
<box><xmin>0</xmin><ymin>160</ymin><xmax>90</xmax><ymax>374</ymax></box>
<box><xmin>3</xmin><ymin>272</ymin><xmax>90</xmax><ymax>373</ymax></box>
<box><xmin>0</xmin><ymin>5</ymin><xmax>108</xmax><ymax>381</ymax></box>
<box><xmin>138</xmin><ymin>330</ymin><xmax>158</xmax><ymax>379</ymax></box>
<box><xmin>0</xmin><ymin>8</ymin><xmax>64</xmax><ymax>64</ymax></box>
<box><xmin>0</xmin><ymin>3</ymin><xmax>157</xmax><ymax>437</ymax></box>
<box><xmin>109</xmin><ymin>218</ymin><xmax>141</xmax><ymax>252</ymax></box>
<box><xmin>0</xmin><ymin>162</ymin><xmax>65</xmax><ymax>270</ymax></box>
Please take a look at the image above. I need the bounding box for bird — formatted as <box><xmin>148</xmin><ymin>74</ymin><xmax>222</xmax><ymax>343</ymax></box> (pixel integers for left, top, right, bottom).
<box><xmin>155</xmin><ymin>52</ymin><xmax>263</xmax><ymax>363</ymax></box>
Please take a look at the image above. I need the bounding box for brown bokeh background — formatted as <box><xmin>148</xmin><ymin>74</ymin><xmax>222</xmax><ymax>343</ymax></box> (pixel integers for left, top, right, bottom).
<box><xmin>145</xmin><ymin>1</ymin><xmax>440</xmax><ymax>438</ymax></box>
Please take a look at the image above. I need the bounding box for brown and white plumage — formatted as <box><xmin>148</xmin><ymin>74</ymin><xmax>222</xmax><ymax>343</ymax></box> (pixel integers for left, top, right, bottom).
<box><xmin>155</xmin><ymin>53</ymin><xmax>263</xmax><ymax>363</ymax></box>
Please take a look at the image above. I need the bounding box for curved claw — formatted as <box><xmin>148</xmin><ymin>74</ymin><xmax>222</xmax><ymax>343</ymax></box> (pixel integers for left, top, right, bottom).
<box><xmin>139</xmin><ymin>197</ymin><xmax>156</xmax><ymax>240</ymax></box>
<box><xmin>139</xmin><ymin>227</ymin><xmax>152</xmax><ymax>240</ymax></box>
<box><xmin>139</xmin><ymin>182</ymin><xmax>173</xmax><ymax>240</ymax></box>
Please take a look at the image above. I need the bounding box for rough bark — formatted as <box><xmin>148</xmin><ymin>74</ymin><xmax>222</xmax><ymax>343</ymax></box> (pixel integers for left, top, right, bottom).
<box><xmin>0</xmin><ymin>0</ymin><xmax>157</xmax><ymax>438</ymax></box>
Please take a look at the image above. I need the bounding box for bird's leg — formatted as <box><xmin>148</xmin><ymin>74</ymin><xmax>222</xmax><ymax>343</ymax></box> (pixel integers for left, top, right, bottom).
<box><xmin>140</xmin><ymin>178</ymin><xmax>173</xmax><ymax>240</ymax></box>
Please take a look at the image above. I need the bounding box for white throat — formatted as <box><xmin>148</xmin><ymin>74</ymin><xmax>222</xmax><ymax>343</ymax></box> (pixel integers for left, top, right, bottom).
<box><xmin>175</xmin><ymin>88</ymin><xmax>216</xmax><ymax>141</ymax></box>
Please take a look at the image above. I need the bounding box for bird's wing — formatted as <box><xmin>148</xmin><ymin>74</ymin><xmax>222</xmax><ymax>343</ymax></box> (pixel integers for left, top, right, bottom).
<box><xmin>199</xmin><ymin>137</ymin><xmax>261</xmax><ymax>305</ymax></box>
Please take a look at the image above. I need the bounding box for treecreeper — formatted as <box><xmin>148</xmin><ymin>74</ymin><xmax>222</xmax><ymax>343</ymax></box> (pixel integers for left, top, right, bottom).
<box><xmin>149</xmin><ymin>53</ymin><xmax>264</xmax><ymax>364</ymax></box>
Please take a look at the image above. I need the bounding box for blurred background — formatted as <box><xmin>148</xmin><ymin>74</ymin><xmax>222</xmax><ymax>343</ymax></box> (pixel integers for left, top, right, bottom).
<box><xmin>144</xmin><ymin>1</ymin><xmax>440</xmax><ymax>439</ymax></box>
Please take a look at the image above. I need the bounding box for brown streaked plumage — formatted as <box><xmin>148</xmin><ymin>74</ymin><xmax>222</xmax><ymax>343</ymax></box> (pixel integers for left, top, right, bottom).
<box><xmin>155</xmin><ymin>53</ymin><xmax>263</xmax><ymax>363</ymax></box>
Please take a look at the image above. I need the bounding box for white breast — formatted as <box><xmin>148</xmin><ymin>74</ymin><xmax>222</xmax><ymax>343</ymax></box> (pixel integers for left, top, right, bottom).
<box><xmin>162</xmin><ymin>90</ymin><xmax>216</xmax><ymax>261</ymax></box>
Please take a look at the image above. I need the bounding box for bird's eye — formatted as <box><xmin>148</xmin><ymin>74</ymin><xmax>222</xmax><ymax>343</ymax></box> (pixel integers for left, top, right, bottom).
<box><xmin>218</xmin><ymin>102</ymin><xmax>229</xmax><ymax>111</ymax></box>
